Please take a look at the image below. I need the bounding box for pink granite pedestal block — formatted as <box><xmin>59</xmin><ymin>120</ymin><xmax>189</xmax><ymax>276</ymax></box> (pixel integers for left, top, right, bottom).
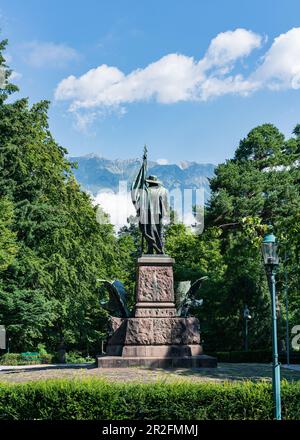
<box><xmin>97</xmin><ymin>255</ymin><xmax>217</xmax><ymax>368</ymax></box>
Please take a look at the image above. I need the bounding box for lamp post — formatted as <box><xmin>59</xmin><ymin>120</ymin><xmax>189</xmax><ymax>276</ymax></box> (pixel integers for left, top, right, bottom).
<box><xmin>243</xmin><ymin>305</ymin><xmax>251</xmax><ymax>351</ymax></box>
<box><xmin>284</xmin><ymin>248</ymin><xmax>290</xmax><ymax>365</ymax></box>
<box><xmin>261</xmin><ymin>227</ymin><xmax>281</xmax><ymax>420</ymax></box>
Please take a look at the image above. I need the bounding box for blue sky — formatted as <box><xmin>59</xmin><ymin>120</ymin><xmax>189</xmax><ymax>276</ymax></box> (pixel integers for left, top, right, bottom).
<box><xmin>1</xmin><ymin>0</ymin><xmax>300</xmax><ymax>164</ymax></box>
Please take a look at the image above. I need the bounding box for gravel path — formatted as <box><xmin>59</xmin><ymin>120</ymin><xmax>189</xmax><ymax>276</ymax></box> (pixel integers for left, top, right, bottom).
<box><xmin>282</xmin><ymin>364</ymin><xmax>300</xmax><ymax>372</ymax></box>
<box><xmin>0</xmin><ymin>362</ymin><xmax>300</xmax><ymax>384</ymax></box>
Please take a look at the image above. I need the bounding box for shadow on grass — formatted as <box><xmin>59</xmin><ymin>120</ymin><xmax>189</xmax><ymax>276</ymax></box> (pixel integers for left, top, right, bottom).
<box><xmin>144</xmin><ymin>363</ymin><xmax>300</xmax><ymax>383</ymax></box>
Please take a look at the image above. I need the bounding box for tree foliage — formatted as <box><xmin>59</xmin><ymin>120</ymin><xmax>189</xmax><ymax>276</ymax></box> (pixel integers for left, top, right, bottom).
<box><xmin>0</xmin><ymin>39</ymin><xmax>122</xmax><ymax>352</ymax></box>
<box><xmin>205</xmin><ymin>123</ymin><xmax>300</xmax><ymax>350</ymax></box>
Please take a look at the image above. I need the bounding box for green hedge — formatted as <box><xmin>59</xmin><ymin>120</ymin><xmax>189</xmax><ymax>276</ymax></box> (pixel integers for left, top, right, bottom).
<box><xmin>0</xmin><ymin>379</ymin><xmax>299</xmax><ymax>420</ymax></box>
<box><xmin>0</xmin><ymin>353</ymin><xmax>52</xmax><ymax>365</ymax></box>
<box><xmin>207</xmin><ymin>350</ymin><xmax>300</xmax><ymax>364</ymax></box>
<box><xmin>0</xmin><ymin>352</ymin><xmax>95</xmax><ymax>365</ymax></box>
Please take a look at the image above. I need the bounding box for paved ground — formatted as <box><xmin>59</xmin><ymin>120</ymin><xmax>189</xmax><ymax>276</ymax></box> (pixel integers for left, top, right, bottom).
<box><xmin>282</xmin><ymin>364</ymin><xmax>300</xmax><ymax>372</ymax></box>
<box><xmin>0</xmin><ymin>362</ymin><xmax>300</xmax><ymax>383</ymax></box>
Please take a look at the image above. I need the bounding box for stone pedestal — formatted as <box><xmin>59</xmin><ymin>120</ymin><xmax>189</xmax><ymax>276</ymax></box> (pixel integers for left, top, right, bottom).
<box><xmin>97</xmin><ymin>255</ymin><xmax>217</xmax><ymax>368</ymax></box>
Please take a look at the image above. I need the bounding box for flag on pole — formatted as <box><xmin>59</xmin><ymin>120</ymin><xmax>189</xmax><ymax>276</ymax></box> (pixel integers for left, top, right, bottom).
<box><xmin>131</xmin><ymin>145</ymin><xmax>149</xmax><ymax>234</ymax></box>
<box><xmin>131</xmin><ymin>145</ymin><xmax>147</xmax><ymax>212</ymax></box>
<box><xmin>131</xmin><ymin>146</ymin><xmax>154</xmax><ymax>249</ymax></box>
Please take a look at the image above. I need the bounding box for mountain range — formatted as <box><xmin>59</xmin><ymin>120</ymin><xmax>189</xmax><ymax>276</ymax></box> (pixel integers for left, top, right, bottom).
<box><xmin>70</xmin><ymin>154</ymin><xmax>216</xmax><ymax>201</ymax></box>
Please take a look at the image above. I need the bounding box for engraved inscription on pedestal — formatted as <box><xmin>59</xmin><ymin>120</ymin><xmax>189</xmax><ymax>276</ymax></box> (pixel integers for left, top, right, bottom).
<box><xmin>135</xmin><ymin>306</ymin><xmax>176</xmax><ymax>317</ymax></box>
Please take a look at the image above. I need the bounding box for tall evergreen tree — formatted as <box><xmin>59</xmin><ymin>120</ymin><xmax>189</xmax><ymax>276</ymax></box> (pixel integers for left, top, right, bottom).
<box><xmin>206</xmin><ymin>123</ymin><xmax>300</xmax><ymax>350</ymax></box>
<box><xmin>0</xmin><ymin>39</ymin><xmax>120</xmax><ymax>352</ymax></box>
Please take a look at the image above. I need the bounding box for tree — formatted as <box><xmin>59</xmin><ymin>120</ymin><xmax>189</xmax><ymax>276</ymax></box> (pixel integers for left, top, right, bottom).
<box><xmin>206</xmin><ymin>123</ymin><xmax>300</xmax><ymax>351</ymax></box>
<box><xmin>0</xmin><ymin>39</ymin><xmax>122</xmax><ymax>352</ymax></box>
<box><xmin>0</xmin><ymin>197</ymin><xmax>17</xmax><ymax>272</ymax></box>
<box><xmin>293</xmin><ymin>124</ymin><xmax>300</xmax><ymax>139</ymax></box>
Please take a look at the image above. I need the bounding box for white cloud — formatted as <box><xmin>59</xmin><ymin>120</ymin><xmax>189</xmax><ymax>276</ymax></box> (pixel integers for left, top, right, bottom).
<box><xmin>200</xmin><ymin>28</ymin><xmax>262</xmax><ymax>71</ymax></box>
<box><xmin>252</xmin><ymin>28</ymin><xmax>300</xmax><ymax>90</ymax></box>
<box><xmin>0</xmin><ymin>53</ymin><xmax>22</xmax><ymax>84</ymax></box>
<box><xmin>57</xmin><ymin>64</ymin><xmax>124</xmax><ymax>109</ymax></box>
<box><xmin>23</xmin><ymin>41</ymin><xmax>80</xmax><ymax>68</ymax></box>
<box><xmin>10</xmin><ymin>71</ymin><xmax>22</xmax><ymax>81</ymax></box>
<box><xmin>4</xmin><ymin>52</ymin><xmax>12</xmax><ymax>64</ymax></box>
<box><xmin>94</xmin><ymin>190</ymin><xmax>135</xmax><ymax>229</ymax></box>
<box><xmin>93</xmin><ymin>188</ymin><xmax>203</xmax><ymax>229</ymax></box>
<box><xmin>54</xmin><ymin>27</ymin><xmax>300</xmax><ymax>120</ymax></box>
<box><xmin>72</xmin><ymin>111</ymin><xmax>97</xmax><ymax>132</ymax></box>
<box><xmin>0</xmin><ymin>67</ymin><xmax>5</xmax><ymax>88</ymax></box>
<box><xmin>55</xmin><ymin>28</ymin><xmax>260</xmax><ymax>110</ymax></box>
<box><xmin>56</xmin><ymin>53</ymin><xmax>203</xmax><ymax>108</ymax></box>
<box><xmin>199</xmin><ymin>75</ymin><xmax>259</xmax><ymax>100</ymax></box>
<box><xmin>156</xmin><ymin>158</ymin><xmax>169</xmax><ymax>165</ymax></box>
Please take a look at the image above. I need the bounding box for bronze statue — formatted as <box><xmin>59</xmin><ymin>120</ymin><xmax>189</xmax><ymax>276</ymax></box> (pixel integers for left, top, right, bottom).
<box><xmin>131</xmin><ymin>146</ymin><xmax>169</xmax><ymax>254</ymax></box>
<box><xmin>98</xmin><ymin>279</ymin><xmax>130</xmax><ymax>318</ymax></box>
<box><xmin>175</xmin><ymin>277</ymin><xmax>207</xmax><ymax>317</ymax></box>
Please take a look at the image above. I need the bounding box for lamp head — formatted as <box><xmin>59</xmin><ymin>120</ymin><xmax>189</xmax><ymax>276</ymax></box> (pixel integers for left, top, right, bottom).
<box><xmin>243</xmin><ymin>305</ymin><xmax>251</xmax><ymax>319</ymax></box>
<box><xmin>261</xmin><ymin>225</ymin><xmax>279</xmax><ymax>267</ymax></box>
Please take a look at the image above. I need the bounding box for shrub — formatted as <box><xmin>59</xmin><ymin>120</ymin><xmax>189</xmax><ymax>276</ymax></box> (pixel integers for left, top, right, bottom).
<box><xmin>0</xmin><ymin>353</ymin><xmax>23</xmax><ymax>366</ymax></box>
<box><xmin>36</xmin><ymin>344</ymin><xmax>52</xmax><ymax>364</ymax></box>
<box><xmin>211</xmin><ymin>351</ymin><xmax>231</xmax><ymax>362</ymax></box>
<box><xmin>37</xmin><ymin>343</ymin><xmax>48</xmax><ymax>356</ymax></box>
<box><xmin>207</xmin><ymin>350</ymin><xmax>300</xmax><ymax>364</ymax></box>
<box><xmin>0</xmin><ymin>350</ymin><xmax>53</xmax><ymax>366</ymax></box>
<box><xmin>280</xmin><ymin>351</ymin><xmax>300</xmax><ymax>364</ymax></box>
<box><xmin>51</xmin><ymin>351</ymin><xmax>65</xmax><ymax>364</ymax></box>
<box><xmin>65</xmin><ymin>351</ymin><xmax>91</xmax><ymax>364</ymax></box>
<box><xmin>0</xmin><ymin>379</ymin><xmax>299</xmax><ymax>420</ymax></box>
<box><xmin>40</xmin><ymin>353</ymin><xmax>53</xmax><ymax>364</ymax></box>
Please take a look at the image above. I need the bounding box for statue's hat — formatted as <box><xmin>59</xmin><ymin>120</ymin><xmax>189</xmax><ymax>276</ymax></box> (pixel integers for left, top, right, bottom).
<box><xmin>146</xmin><ymin>175</ymin><xmax>161</xmax><ymax>184</ymax></box>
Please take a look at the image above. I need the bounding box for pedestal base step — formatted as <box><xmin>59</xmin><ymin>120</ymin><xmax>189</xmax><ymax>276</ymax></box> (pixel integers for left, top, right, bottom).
<box><xmin>97</xmin><ymin>354</ymin><xmax>217</xmax><ymax>369</ymax></box>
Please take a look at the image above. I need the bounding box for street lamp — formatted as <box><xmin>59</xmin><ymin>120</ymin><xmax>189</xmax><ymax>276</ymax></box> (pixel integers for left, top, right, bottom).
<box><xmin>243</xmin><ymin>305</ymin><xmax>251</xmax><ymax>351</ymax></box>
<box><xmin>284</xmin><ymin>247</ymin><xmax>290</xmax><ymax>366</ymax></box>
<box><xmin>261</xmin><ymin>226</ymin><xmax>281</xmax><ymax>420</ymax></box>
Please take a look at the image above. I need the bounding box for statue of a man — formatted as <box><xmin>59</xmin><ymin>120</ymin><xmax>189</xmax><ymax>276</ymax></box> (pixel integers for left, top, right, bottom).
<box><xmin>131</xmin><ymin>147</ymin><xmax>169</xmax><ymax>254</ymax></box>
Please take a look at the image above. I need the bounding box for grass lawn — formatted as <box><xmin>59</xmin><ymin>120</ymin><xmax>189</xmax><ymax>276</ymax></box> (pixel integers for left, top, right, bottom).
<box><xmin>0</xmin><ymin>362</ymin><xmax>300</xmax><ymax>384</ymax></box>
